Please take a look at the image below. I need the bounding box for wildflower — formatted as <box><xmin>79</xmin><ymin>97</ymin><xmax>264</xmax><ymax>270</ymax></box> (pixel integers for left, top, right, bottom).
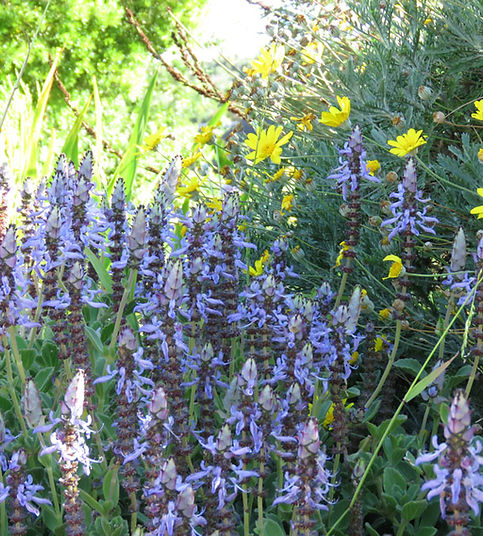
<box><xmin>323</xmin><ymin>399</ymin><xmax>353</xmax><ymax>428</ymax></box>
<box><xmin>471</xmin><ymin>99</ymin><xmax>483</xmax><ymax>121</ymax></box>
<box><xmin>374</xmin><ymin>337</ymin><xmax>384</xmax><ymax>352</ymax></box>
<box><xmin>388</xmin><ymin>128</ymin><xmax>427</xmax><ymax>157</ymax></box>
<box><xmin>177</xmin><ymin>177</ymin><xmax>203</xmax><ymax>198</ymax></box>
<box><xmin>319</xmin><ymin>96</ymin><xmax>351</xmax><ymax>127</ymax></box>
<box><xmin>290</xmin><ymin>112</ymin><xmax>316</xmax><ymax>132</ymax></box>
<box><xmin>416</xmin><ymin>391</ymin><xmax>483</xmax><ymax>530</ymax></box>
<box><xmin>249</xmin><ymin>43</ymin><xmax>285</xmax><ymax>78</ymax></box>
<box><xmin>334</xmin><ymin>241</ymin><xmax>350</xmax><ymax>268</ymax></box>
<box><xmin>366</xmin><ymin>160</ymin><xmax>380</xmax><ymax>175</ymax></box>
<box><xmin>300</xmin><ymin>41</ymin><xmax>323</xmax><ymax>64</ymax></box>
<box><xmin>423</xmin><ymin>17</ymin><xmax>433</xmax><ymax>24</ymax></box>
<box><xmin>378</xmin><ymin>308</ymin><xmax>391</xmax><ymax>320</ymax></box>
<box><xmin>181</xmin><ymin>151</ymin><xmax>202</xmax><ymax>168</ymax></box>
<box><xmin>383</xmin><ymin>255</ymin><xmax>404</xmax><ymax>279</ymax></box>
<box><xmin>194</xmin><ymin>125</ymin><xmax>215</xmax><ymax>145</ymax></box>
<box><xmin>281</xmin><ymin>194</ymin><xmax>294</xmax><ymax>214</ymax></box>
<box><xmin>247</xmin><ymin>250</ymin><xmax>270</xmax><ymax>276</ymax></box>
<box><xmin>139</xmin><ymin>126</ymin><xmax>166</xmax><ymax>152</ymax></box>
<box><xmin>381</xmin><ymin>158</ymin><xmax>438</xmax><ymax>241</ymax></box>
<box><xmin>479</xmin><ymin>149</ymin><xmax>483</xmax><ymax>163</ymax></box>
<box><xmin>205</xmin><ymin>198</ymin><xmax>222</xmax><ymax>213</ymax></box>
<box><xmin>470</xmin><ymin>188</ymin><xmax>483</xmax><ymax>218</ymax></box>
<box><xmin>245</xmin><ymin>125</ymin><xmax>293</xmax><ymax>165</ymax></box>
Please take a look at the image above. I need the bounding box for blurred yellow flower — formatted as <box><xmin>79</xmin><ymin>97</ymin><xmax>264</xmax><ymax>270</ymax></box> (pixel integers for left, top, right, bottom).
<box><xmin>287</xmin><ymin>216</ymin><xmax>298</xmax><ymax>227</ymax></box>
<box><xmin>245</xmin><ymin>125</ymin><xmax>293</xmax><ymax>164</ymax></box>
<box><xmin>290</xmin><ymin>112</ymin><xmax>316</xmax><ymax>132</ymax></box>
<box><xmin>471</xmin><ymin>99</ymin><xmax>483</xmax><ymax>121</ymax></box>
<box><xmin>247</xmin><ymin>249</ymin><xmax>270</xmax><ymax>276</ymax></box>
<box><xmin>177</xmin><ymin>177</ymin><xmax>203</xmax><ymax>198</ymax></box>
<box><xmin>206</xmin><ymin>198</ymin><xmax>223</xmax><ymax>213</ymax></box>
<box><xmin>423</xmin><ymin>17</ymin><xmax>433</xmax><ymax>25</ymax></box>
<box><xmin>300</xmin><ymin>41</ymin><xmax>323</xmax><ymax>64</ymax></box>
<box><xmin>281</xmin><ymin>194</ymin><xmax>294</xmax><ymax>214</ymax></box>
<box><xmin>194</xmin><ymin>126</ymin><xmax>215</xmax><ymax>145</ymax></box>
<box><xmin>319</xmin><ymin>96</ymin><xmax>351</xmax><ymax>127</ymax></box>
<box><xmin>479</xmin><ymin>148</ymin><xmax>483</xmax><ymax>163</ymax></box>
<box><xmin>366</xmin><ymin>160</ymin><xmax>381</xmax><ymax>176</ymax></box>
<box><xmin>374</xmin><ymin>337</ymin><xmax>384</xmax><ymax>352</ymax></box>
<box><xmin>250</xmin><ymin>43</ymin><xmax>285</xmax><ymax>79</ymax></box>
<box><xmin>323</xmin><ymin>399</ymin><xmax>353</xmax><ymax>428</ymax></box>
<box><xmin>139</xmin><ymin>126</ymin><xmax>166</xmax><ymax>152</ymax></box>
<box><xmin>388</xmin><ymin>128</ymin><xmax>427</xmax><ymax>157</ymax></box>
<box><xmin>182</xmin><ymin>151</ymin><xmax>202</xmax><ymax>168</ymax></box>
<box><xmin>379</xmin><ymin>308</ymin><xmax>391</xmax><ymax>320</ymax></box>
<box><xmin>265</xmin><ymin>167</ymin><xmax>286</xmax><ymax>183</ymax></box>
<box><xmin>349</xmin><ymin>351</ymin><xmax>359</xmax><ymax>365</ymax></box>
<box><xmin>470</xmin><ymin>188</ymin><xmax>483</xmax><ymax>219</ymax></box>
<box><xmin>383</xmin><ymin>254</ymin><xmax>404</xmax><ymax>280</ymax></box>
<box><xmin>334</xmin><ymin>240</ymin><xmax>350</xmax><ymax>268</ymax></box>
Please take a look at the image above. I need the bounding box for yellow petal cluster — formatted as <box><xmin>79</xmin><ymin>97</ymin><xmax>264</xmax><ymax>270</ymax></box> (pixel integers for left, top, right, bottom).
<box><xmin>249</xmin><ymin>43</ymin><xmax>285</xmax><ymax>79</ymax></box>
<box><xmin>245</xmin><ymin>125</ymin><xmax>293</xmax><ymax>165</ymax></box>
<box><xmin>382</xmin><ymin>254</ymin><xmax>404</xmax><ymax>280</ymax></box>
<box><xmin>472</xmin><ymin>99</ymin><xmax>483</xmax><ymax>121</ymax></box>
<box><xmin>281</xmin><ymin>194</ymin><xmax>294</xmax><ymax>214</ymax></box>
<box><xmin>470</xmin><ymin>188</ymin><xmax>483</xmax><ymax>219</ymax></box>
<box><xmin>319</xmin><ymin>96</ymin><xmax>351</xmax><ymax>127</ymax></box>
<box><xmin>387</xmin><ymin>128</ymin><xmax>427</xmax><ymax>157</ymax></box>
<box><xmin>366</xmin><ymin>160</ymin><xmax>381</xmax><ymax>176</ymax></box>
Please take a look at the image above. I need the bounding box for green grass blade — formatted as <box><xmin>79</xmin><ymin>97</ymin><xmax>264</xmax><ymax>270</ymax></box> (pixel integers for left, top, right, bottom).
<box><xmin>107</xmin><ymin>70</ymin><xmax>158</xmax><ymax>200</ymax></box>
<box><xmin>41</xmin><ymin>127</ymin><xmax>56</xmax><ymax>177</ymax></box>
<box><xmin>61</xmin><ymin>95</ymin><xmax>92</xmax><ymax>166</ymax></box>
<box><xmin>92</xmin><ymin>75</ymin><xmax>104</xmax><ymax>191</ymax></box>
<box><xmin>22</xmin><ymin>51</ymin><xmax>61</xmax><ymax>181</ymax></box>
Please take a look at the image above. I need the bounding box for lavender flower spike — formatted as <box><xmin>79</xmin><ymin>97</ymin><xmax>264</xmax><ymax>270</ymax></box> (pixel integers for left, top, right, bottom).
<box><xmin>381</xmin><ymin>158</ymin><xmax>438</xmax><ymax>241</ymax></box>
<box><xmin>416</xmin><ymin>390</ymin><xmax>483</xmax><ymax>533</ymax></box>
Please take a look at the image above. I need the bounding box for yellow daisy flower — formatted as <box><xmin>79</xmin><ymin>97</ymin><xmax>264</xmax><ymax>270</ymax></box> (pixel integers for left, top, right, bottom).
<box><xmin>177</xmin><ymin>177</ymin><xmax>203</xmax><ymax>198</ymax></box>
<box><xmin>319</xmin><ymin>96</ymin><xmax>351</xmax><ymax>127</ymax></box>
<box><xmin>479</xmin><ymin>148</ymin><xmax>483</xmax><ymax>163</ymax></box>
<box><xmin>205</xmin><ymin>198</ymin><xmax>223</xmax><ymax>213</ymax></box>
<box><xmin>472</xmin><ymin>99</ymin><xmax>483</xmax><ymax>121</ymax></box>
<box><xmin>247</xmin><ymin>249</ymin><xmax>270</xmax><ymax>277</ymax></box>
<box><xmin>300</xmin><ymin>41</ymin><xmax>323</xmax><ymax>65</ymax></box>
<box><xmin>182</xmin><ymin>151</ymin><xmax>202</xmax><ymax>168</ymax></box>
<box><xmin>323</xmin><ymin>399</ymin><xmax>353</xmax><ymax>429</ymax></box>
<box><xmin>383</xmin><ymin>254</ymin><xmax>405</xmax><ymax>280</ymax></box>
<box><xmin>245</xmin><ymin>125</ymin><xmax>293</xmax><ymax>165</ymax></box>
<box><xmin>378</xmin><ymin>308</ymin><xmax>392</xmax><ymax>320</ymax></box>
<box><xmin>139</xmin><ymin>126</ymin><xmax>166</xmax><ymax>152</ymax></box>
<box><xmin>250</xmin><ymin>43</ymin><xmax>285</xmax><ymax>79</ymax></box>
<box><xmin>366</xmin><ymin>160</ymin><xmax>381</xmax><ymax>176</ymax></box>
<box><xmin>194</xmin><ymin>126</ymin><xmax>215</xmax><ymax>145</ymax></box>
<box><xmin>290</xmin><ymin>112</ymin><xmax>316</xmax><ymax>132</ymax></box>
<box><xmin>387</xmin><ymin>128</ymin><xmax>427</xmax><ymax>157</ymax></box>
<box><xmin>334</xmin><ymin>240</ymin><xmax>350</xmax><ymax>268</ymax></box>
<box><xmin>281</xmin><ymin>194</ymin><xmax>294</xmax><ymax>214</ymax></box>
<box><xmin>470</xmin><ymin>188</ymin><xmax>483</xmax><ymax>219</ymax></box>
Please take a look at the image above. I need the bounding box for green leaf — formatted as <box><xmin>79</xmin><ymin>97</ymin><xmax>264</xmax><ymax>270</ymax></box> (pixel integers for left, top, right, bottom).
<box><xmin>439</xmin><ymin>402</ymin><xmax>449</xmax><ymax>425</ymax></box>
<box><xmin>40</xmin><ymin>341</ymin><xmax>58</xmax><ymax>367</ymax></box>
<box><xmin>22</xmin><ymin>51</ymin><xmax>61</xmax><ymax>180</ymax></box>
<box><xmin>61</xmin><ymin>94</ymin><xmax>92</xmax><ymax>165</ymax></box>
<box><xmin>79</xmin><ymin>488</ymin><xmax>105</xmax><ymax>516</ymax></box>
<box><xmin>393</xmin><ymin>358</ymin><xmax>422</xmax><ymax>376</ymax></box>
<box><xmin>367</xmin><ymin>415</ymin><xmax>407</xmax><ymax>442</ymax></box>
<box><xmin>20</xmin><ymin>349</ymin><xmax>36</xmax><ymax>370</ymax></box>
<box><xmin>92</xmin><ymin>74</ymin><xmax>104</xmax><ymax>190</ymax></box>
<box><xmin>364</xmin><ymin>522</ymin><xmax>381</xmax><ymax>536</ymax></box>
<box><xmin>383</xmin><ymin>467</ymin><xmax>406</xmax><ymax>495</ymax></box>
<box><xmin>34</xmin><ymin>367</ymin><xmax>55</xmax><ymax>391</ymax></box>
<box><xmin>85</xmin><ymin>326</ymin><xmax>105</xmax><ymax>354</ymax></box>
<box><xmin>415</xmin><ymin>528</ymin><xmax>437</xmax><ymax>536</ymax></box>
<box><xmin>401</xmin><ymin>500</ymin><xmax>428</xmax><ymax>521</ymax></box>
<box><xmin>102</xmin><ymin>464</ymin><xmax>120</xmax><ymax>509</ymax></box>
<box><xmin>254</xmin><ymin>518</ymin><xmax>286</xmax><ymax>535</ymax></box>
<box><xmin>405</xmin><ymin>355</ymin><xmax>456</xmax><ymax>402</ymax></box>
<box><xmin>40</xmin><ymin>504</ymin><xmax>63</xmax><ymax>532</ymax></box>
<box><xmin>108</xmin><ymin>70</ymin><xmax>158</xmax><ymax>200</ymax></box>
<box><xmin>208</xmin><ymin>100</ymin><xmax>229</xmax><ymax>127</ymax></box>
<box><xmin>85</xmin><ymin>247</ymin><xmax>112</xmax><ymax>293</ymax></box>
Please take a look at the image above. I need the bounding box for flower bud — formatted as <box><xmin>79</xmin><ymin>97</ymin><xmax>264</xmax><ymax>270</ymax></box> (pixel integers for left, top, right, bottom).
<box><xmin>23</xmin><ymin>378</ymin><xmax>43</xmax><ymax>429</ymax></box>
<box><xmin>67</xmin><ymin>262</ymin><xmax>84</xmax><ymax>291</ymax></box>
<box><xmin>118</xmin><ymin>327</ymin><xmax>137</xmax><ymax>352</ymax></box>
<box><xmin>128</xmin><ymin>208</ymin><xmax>147</xmax><ymax>262</ymax></box>
<box><xmin>217</xmin><ymin>424</ymin><xmax>232</xmax><ymax>451</ymax></box>
<box><xmin>177</xmin><ymin>484</ymin><xmax>195</xmax><ymax>517</ymax></box>
<box><xmin>298</xmin><ymin>418</ymin><xmax>320</xmax><ymax>459</ymax></box>
<box><xmin>444</xmin><ymin>390</ymin><xmax>472</xmax><ymax>440</ymax></box>
<box><xmin>450</xmin><ymin>228</ymin><xmax>466</xmax><ymax>274</ymax></box>
<box><xmin>418</xmin><ymin>85</ymin><xmax>433</xmax><ymax>100</ymax></box>
<box><xmin>160</xmin><ymin>458</ymin><xmax>178</xmax><ymax>490</ymax></box>
<box><xmin>164</xmin><ymin>260</ymin><xmax>184</xmax><ymax>301</ymax></box>
<box><xmin>402</xmin><ymin>158</ymin><xmax>417</xmax><ymax>193</ymax></box>
<box><xmin>385</xmin><ymin>171</ymin><xmax>398</xmax><ymax>183</ymax></box>
<box><xmin>287</xmin><ymin>383</ymin><xmax>301</xmax><ymax>404</ymax></box>
<box><xmin>148</xmin><ymin>387</ymin><xmax>169</xmax><ymax>421</ymax></box>
<box><xmin>160</xmin><ymin>155</ymin><xmax>182</xmax><ymax>204</ymax></box>
<box><xmin>259</xmin><ymin>385</ymin><xmax>277</xmax><ymax>412</ymax></box>
<box><xmin>0</xmin><ymin>225</ymin><xmax>17</xmax><ymax>268</ymax></box>
<box><xmin>433</xmin><ymin>111</ymin><xmax>446</xmax><ymax>124</ymax></box>
<box><xmin>63</xmin><ymin>369</ymin><xmax>85</xmax><ymax>420</ymax></box>
<box><xmin>46</xmin><ymin>206</ymin><xmax>61</xmax><ymax>240</ymax></box>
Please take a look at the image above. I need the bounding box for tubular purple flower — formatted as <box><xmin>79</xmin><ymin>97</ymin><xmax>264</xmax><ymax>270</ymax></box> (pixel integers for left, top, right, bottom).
<box><xmin>416</xmin><ymin>390</ymin><xmax>483</xmax><ymax>528</ymax></box>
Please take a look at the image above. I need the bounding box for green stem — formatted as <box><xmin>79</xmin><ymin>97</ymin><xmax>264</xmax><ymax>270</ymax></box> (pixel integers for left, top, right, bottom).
<box><xmin>91</xmin><ymin>415</ymin><xmax>108</xmax><ymax>472</ymax></box>
<box><xmin>334</xmin><ymin>258</ymin><xmax>352</xmax><ymax>309</ymax></box>
<box><xmin>4</xmin><ymin>347</ymin><xmax>28</xmax><ymax>437</ymax></box>
<box><xmin>439</xmin><ymin>295</ymin><xmax>454</xmax><ymax>361</ymax></box>
<box><xmin>258</xmin><ymin>448</ymin><xmax>264</xmax><ymax>531</ymax></box>
<box><xmin>38</xmin><ymin>434</ymin><xmax>62</xmax><ymax>519</ymax></box>
<box><xmin>417</xmin><ymin>402</ymin><xmax>432</xmax><ymax>444</ymax></box>
<box><xmin>365</xmin><ymin>320</ymin><xmax>402</xmax><ymax>408</ymax></box>
<box><xmin>108</xmin><ymin>269</ymin><xmax>136</xmax><ymax>358</ymax></box>
<box><xmin>6</xmin><ymin>328</ymin><xmax>25</xmax><ymax>384</ymax></box>
<box><xmin>130</xmin><ymin>492</ymin><xmax>137</xmax><ymax>533</ymax></box>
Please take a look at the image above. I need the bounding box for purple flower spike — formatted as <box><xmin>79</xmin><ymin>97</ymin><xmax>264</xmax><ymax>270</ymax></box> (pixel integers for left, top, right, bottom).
<box><xmin>416</xmin><ymin>390</ymin><xmax>483</xmax><ymax>530</ymax></box>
